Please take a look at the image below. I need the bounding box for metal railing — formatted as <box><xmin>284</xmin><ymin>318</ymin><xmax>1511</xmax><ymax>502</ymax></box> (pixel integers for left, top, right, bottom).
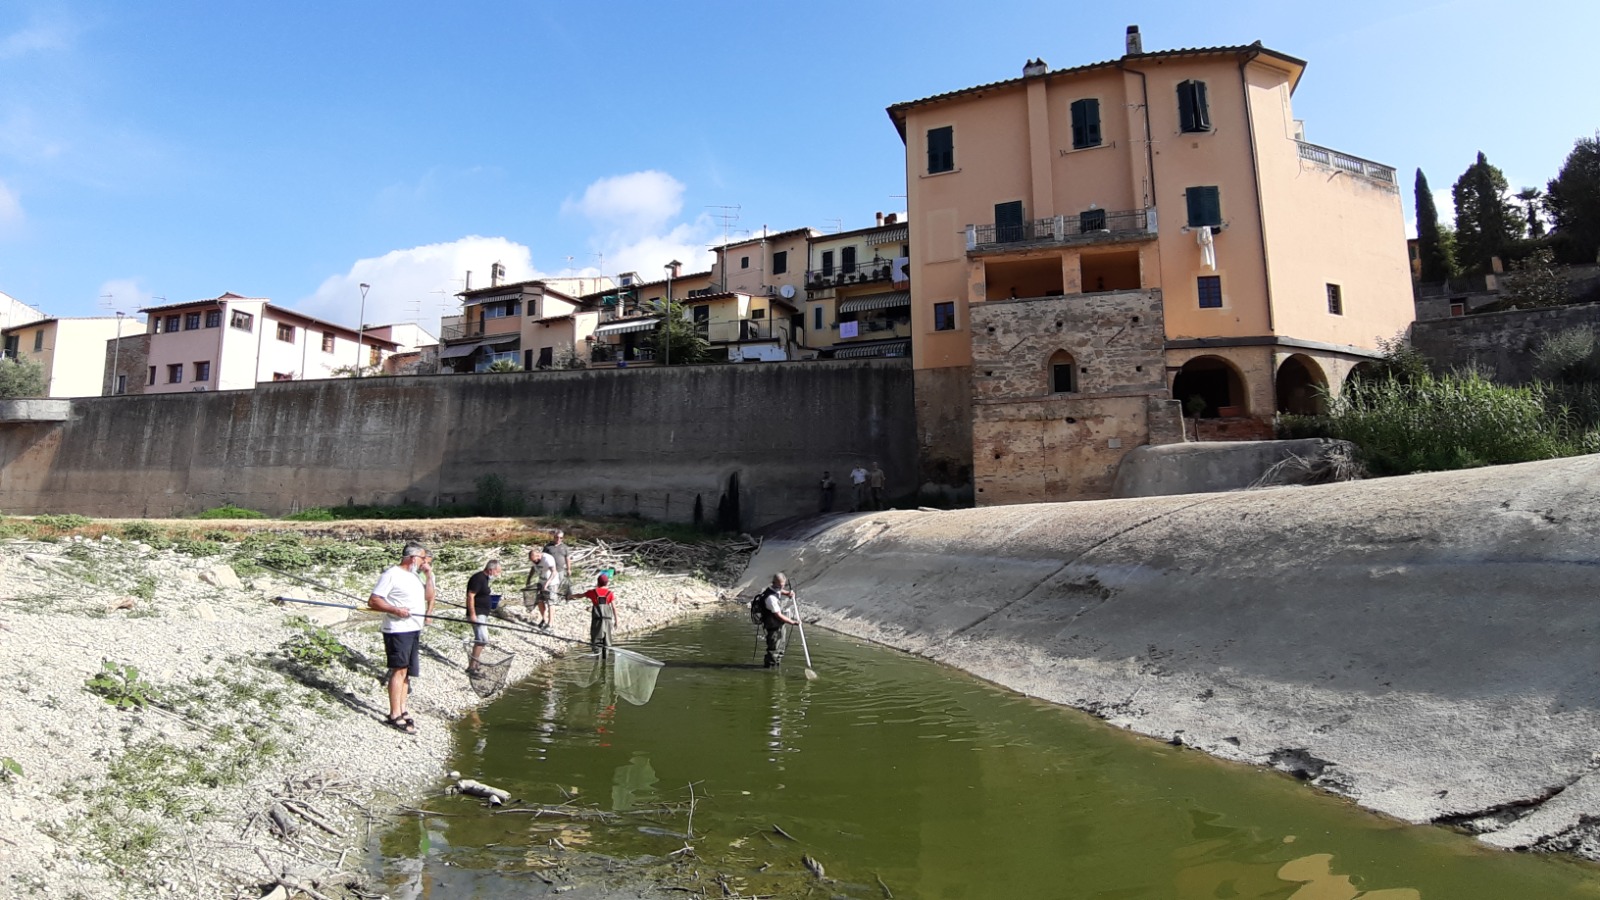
<box><xmin>806</xmin><ymin>262</ymin><xmax>896</xmax><ymax>290</ymax></box>
<box><xmin>1296</xmin><ymin>141</ymin><xmax>1396</xmax><ymax>185</ymax></box>
<box><xmin>968</xmin><ymin>208</ymin><xmax>1150</xmax><ymax>250</ymax></box>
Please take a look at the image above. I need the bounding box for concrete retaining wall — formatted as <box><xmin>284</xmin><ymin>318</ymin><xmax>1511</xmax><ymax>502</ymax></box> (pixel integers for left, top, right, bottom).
<box><xmin>1111</xmin><ymin>438</ymin><xmax>1351</xmax><ymax>498</ymax></box>
<box><xmin>0</xmin><ymin>361</ymin><xmax>917</xmax><ymax>528</ymax></box>
<box><xmin>1412</xmin><ymin>302</ymin><xmax>1600</xmax><ymax>384</ymax></box>
<box><xmin>747</xmin><ymin>455</ymin><xmax>1600</xmax><ymax>853</ymax></box>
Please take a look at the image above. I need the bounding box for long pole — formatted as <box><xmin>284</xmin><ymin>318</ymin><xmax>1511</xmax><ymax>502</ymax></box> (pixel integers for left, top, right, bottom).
<box><xmin>789</xmin><ymin>594</ymin><xmax>818</xmax><ymax>680</ymax></box>
<box><xmin>356</xmin><ymin>282</ymin><xmax>370</xmax><ymax>376</ymax></box>
<box><xmin>110</xmin><ymin>311</ymin><xmax>123</xmax><ymax>396</ymax></box>
<box><xmin>664</xmin><ymin>268</ymin><xmax>672</xmax><ymax>366</ymax></box>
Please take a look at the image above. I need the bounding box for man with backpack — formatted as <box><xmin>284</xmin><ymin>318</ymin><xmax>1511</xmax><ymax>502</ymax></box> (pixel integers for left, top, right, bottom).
<box><xmin>751</xmin><ymin>573</ymin><xmax>799</xmax><ymax>669</ymax></box>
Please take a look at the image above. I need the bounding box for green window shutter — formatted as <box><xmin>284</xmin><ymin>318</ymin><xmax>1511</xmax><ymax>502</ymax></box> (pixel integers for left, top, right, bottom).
<box><xmin>995</xmin><ymin>201</ymin><xmax>1025</xmax><ymax>242</ymax></box>
<box><xmin>1186</xmin><ymin>186</ymin><xmax>1221</xmax><ymax>227</ymax></box>
<box><xmin>1070</xmin><ymin>99</ymin><xmax>1101</xmax><ymax>148</ymax></box>
<box><xmin>1178</xmin><ymin>80</ymin><xmax>1211</xmax><ymax>133</ymax></box>
<box><xmin>928</xmin><ymin>126</ymin><xmax>954</xmax><ymax>173</ymax></box>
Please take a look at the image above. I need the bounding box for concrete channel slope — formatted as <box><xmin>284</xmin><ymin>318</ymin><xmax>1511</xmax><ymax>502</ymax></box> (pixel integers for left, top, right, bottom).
<box><xmin>746</xmin><ymin>454</ymin><xmax>1600</xmax><ymax>855</ymax></box>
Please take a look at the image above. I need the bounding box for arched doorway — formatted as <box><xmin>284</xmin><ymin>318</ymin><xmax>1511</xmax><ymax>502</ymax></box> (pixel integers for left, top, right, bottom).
<box><xmin>1047</xmin><ymin>349</ymin><xmax>1077</xmax><ymax>393</ymax></box>
<box><xmin>1275</xmin><ymin>355</ymin><xmax>1327</xmax><ymax>415</ymax></box>
<box><xmin>1344</xmin><ymin>360</ymin><xmax>1380</xmax><ymax>389</ymax></box>
<box><xmin>1172</xmin><ymin>356</ymin><xmax>1246</xmax><ymax>418</ymax></box>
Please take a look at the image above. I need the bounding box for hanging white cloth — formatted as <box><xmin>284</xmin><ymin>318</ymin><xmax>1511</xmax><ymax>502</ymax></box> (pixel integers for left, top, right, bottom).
<box><xmin>1196</xmin><ymin>226</ymin><xmax>1216</xmax><ymax>271</ymax></box>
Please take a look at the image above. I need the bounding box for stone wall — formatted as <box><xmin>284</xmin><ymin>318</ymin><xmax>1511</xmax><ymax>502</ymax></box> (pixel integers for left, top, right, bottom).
<box><xmin>969</xmin><ymin>289</ymin><xmax>1182</xmax><ymax>503</ymax></box>
<box><xmin>1412</xmin><ymin>302</ymin><xmax>1600</xmax><ymax>384</ymax></box>
<box><xmin>0</xmin><ymin>360</ymin><xmax>917</xmax><ymax>528</ymax></box>
<box><xmin>911</xmin><ymin>366</ymin><xmax>974</xmax><ymax>506</ymax></box>
<box><xmin>101</xmin><ymin>334</ymin><xmax>151</xmax><ymax>396</ymax></box>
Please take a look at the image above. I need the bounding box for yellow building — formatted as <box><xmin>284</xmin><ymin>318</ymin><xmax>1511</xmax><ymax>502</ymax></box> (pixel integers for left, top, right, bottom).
<box><xmin>805</xmin><ymin>215</ymin><xmax>913</xmax><ymax>359</ymax></box>
<box><xmin>890</xmin><ymin>27</ymin><xmax>1414</xmax><ymax>501</ymax></box>
<box><xmin>2</xmin><ymin>316</ymin><xmax>130</xmax><ymax>398</ymax></box>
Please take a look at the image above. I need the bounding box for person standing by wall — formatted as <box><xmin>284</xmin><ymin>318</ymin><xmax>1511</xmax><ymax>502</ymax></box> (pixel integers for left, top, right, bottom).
<box><xmin>367</xmin><ymin>541</ymin><xmax>435</xmax><ymax>734</ymax></box>
<box><xmin>580</xmin><ymin>573</ymin><xmax>620</xmax><ymax>654</ymax></box>
<box><xmin>533</xmin><ymin>547</ymin><xmax>557</xmax><ymax>629</ymax></box>
<box><xmin>849</xmin><ymin>463</ymin><xmax>869</xmax><ymax>511</ymax></box>
<box><xmin>819</xmin><ymin>471</ymin><xmax>837</xmax><ymax>513</ymax></box>
<box><xmin>465</xmin><ymin>558</ymin><xmax>501</xmax><ymax>673</ymax></box>
<box><xmin>754</xmin><ymin>573</ymin><xmax>798</xmax><ymax>669</ymax></box>
<box><xmin>869</xmin><ymin>461</ymin><xmax>887</xmax><ymax>510</ymax></box>
<box><xmin>544</xmin><ymin>529</ymin><xmax>572</xmax><ymax>600</ymax></box>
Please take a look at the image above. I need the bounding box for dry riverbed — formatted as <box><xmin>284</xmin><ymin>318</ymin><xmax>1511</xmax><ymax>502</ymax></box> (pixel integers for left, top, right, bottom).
<box><xmin>0</xmin><ymin>519</ymin><xmax>748</xmax><ymax>899</ymax></box>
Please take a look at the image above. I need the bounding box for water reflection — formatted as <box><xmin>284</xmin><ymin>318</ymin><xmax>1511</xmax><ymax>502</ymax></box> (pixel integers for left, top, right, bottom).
<box><xmin>372</xmin><ymin>615</ymin><xmax>1600</xmax><ymax>899</ymax></box>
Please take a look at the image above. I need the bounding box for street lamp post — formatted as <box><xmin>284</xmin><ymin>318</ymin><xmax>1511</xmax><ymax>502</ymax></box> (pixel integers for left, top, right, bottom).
<box><xmin>664</xmin><ymin>260</ymin><xmax>681</xmax><ymax>366</ymax></box>
<box><xmin>110</xmin><ymin>311</ymin><xmax>124</xmax><ymax>395</ymax></box>
<box><xmin>356</xmin><ymin>283</ymin><xmax>370</xmax><ymax>377</ymax></box>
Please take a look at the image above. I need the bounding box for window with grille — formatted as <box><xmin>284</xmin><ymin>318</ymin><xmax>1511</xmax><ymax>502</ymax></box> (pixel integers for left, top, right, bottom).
<box><xmin>1197</xmin><ymin>275</ymin><xmax>1223</xmax><ymax>308</ymax></box>
<box><xmin>1327</xmin><ymin>283</ymin><xmax>1343</xmax><ymax>316</ymax></box>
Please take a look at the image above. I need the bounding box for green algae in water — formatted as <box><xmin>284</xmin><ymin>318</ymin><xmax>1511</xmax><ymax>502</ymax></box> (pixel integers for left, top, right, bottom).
<box><xmin>377</xmin><ymin>615</ymin><xmax>1600</xmax><ymax>899</ymax></box>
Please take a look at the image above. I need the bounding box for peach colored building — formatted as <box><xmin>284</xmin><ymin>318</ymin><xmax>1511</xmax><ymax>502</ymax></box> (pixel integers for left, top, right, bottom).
<box><xmin>709</xmin><ymin>228</ymin><xmax>815</xmax><ymax>300</ymax></box>
<box><xmin>579</xmin><ymin>268</ymin><xmax>715</xmax><ymax>367</ymax></box>
<box><xmin>2</xmin><ymin>316</ymin><xmax>128</xmax><ymax>397</ymax></box>
<box><xmin>890</xmin><ymin>27</ymin><xmax>1414</xmax><ymax>502</ymax></box>
<box><xmin>131</xmin><ymin>293</ymin><xmax>396</xmax><ymax>394</ymax></box>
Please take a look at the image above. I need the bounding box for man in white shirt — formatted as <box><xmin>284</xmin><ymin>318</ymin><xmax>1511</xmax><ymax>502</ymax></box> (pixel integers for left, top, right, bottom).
<box><xmin>849</xmin><ymin>464</ymin><xmax>869</xmax><ymax>511</ymax></box>
<box><xmin>367</xmin><ymin>541</ymin><xmax>435</xmax><ymax>734</ymax></box>
<box><xmin>528</xmin><ymin>547</ymin><xmax>557</xmax><ymax>630</ymax></box>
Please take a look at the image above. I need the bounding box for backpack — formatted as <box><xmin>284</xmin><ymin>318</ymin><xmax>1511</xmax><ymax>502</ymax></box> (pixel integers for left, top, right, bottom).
<box><xmin>750</xmin><ymin>587</ymin><xmax>775</xmax><ymax>627</ymax></box>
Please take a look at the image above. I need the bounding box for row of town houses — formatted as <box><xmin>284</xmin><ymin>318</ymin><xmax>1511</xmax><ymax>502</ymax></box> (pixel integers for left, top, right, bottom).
<box><xmin>2</xmin><ymin>27</ymin><xmax>1416</xmax><ymax>502</ymax></box>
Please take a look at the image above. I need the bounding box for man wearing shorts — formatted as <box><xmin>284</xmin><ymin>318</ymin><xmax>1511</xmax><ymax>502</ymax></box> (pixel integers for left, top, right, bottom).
<box><xmin>367</xmin><ymin>541</ymin><xmax>435</xmax><ymax>734</ymax></box>
<box><xmin>465</xmin><ymin>558</ymin><xmax>502</xmax><ymax>673</ymax></box>
<box><xmin>543</xmin><ymin>530</ymin><xmax>572</xmax><ymax>600</ymax></box>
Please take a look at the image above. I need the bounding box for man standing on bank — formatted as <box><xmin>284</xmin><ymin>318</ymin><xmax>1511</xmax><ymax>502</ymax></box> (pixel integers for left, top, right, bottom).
<box><xmin>819</xmin><ymin>471</ymin><xmax>837</xmax><ymax>513</ymax></box>
<box><xmin>849</xmin><ymin>463</ymin><xmax>869</xmax><ymax>511</ymax></box>
<box><xmin>544</xmin><ymin>530</ymin><xmax>572</xmax><ymax>600</ymax></box>
<box><xmin>755</xmin><ymin>573</ymin><xmax>799</xmax><ymax>669</ymax></box>
<box><xmin>465</xmin><ymin>558</ymin><xmax>502</xmax><ymax>673</ymax></box>
<box><xmin>868</xmin><ymin>461</ymin><xmax>887</xmax><ymax>510</ymax></box>
<box><xmin>368</xmin><ymin>541</ymin><xmax>435</xmax><ymax>734</ymax></box>
<box><xmin>580</xmin><ymin>573</ymin><xmax>620</xmax><ymax>654</ymax></box>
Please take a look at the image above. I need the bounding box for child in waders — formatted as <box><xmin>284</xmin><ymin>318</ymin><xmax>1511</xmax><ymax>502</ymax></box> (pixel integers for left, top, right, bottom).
<box><xmin>581</xmin><ymin>573</ymin><xmax>619</xmax><ymax>656</ymax></box>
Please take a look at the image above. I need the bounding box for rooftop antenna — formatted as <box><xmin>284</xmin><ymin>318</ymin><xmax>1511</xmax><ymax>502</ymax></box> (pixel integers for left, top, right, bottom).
<box><xmin>707</xmin><ymin>204</ymin><xmax>741</xmax><ymax>290</ymax></box>
<box><xmin>99</xmin><ymin>293</ymin><xmax>115</xmax><ymax>313</ymax></box>
<box><xmin>824</xmin><ymin>218</ymin><xmax>843</xmax><ymax>234</ymax></box>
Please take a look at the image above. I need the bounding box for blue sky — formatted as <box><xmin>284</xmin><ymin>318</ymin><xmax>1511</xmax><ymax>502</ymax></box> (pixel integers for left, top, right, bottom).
<box><xmin>2</xmin><ymin>0</ymin><xmax>1595</xmax><ymax>329</ymax></box>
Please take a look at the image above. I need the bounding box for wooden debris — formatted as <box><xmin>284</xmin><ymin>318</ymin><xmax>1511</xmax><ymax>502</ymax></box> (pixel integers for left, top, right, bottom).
<box><xmin>455</xmin><ymin>778</ymin><xmax>510</xmax><ymax>805</ymax></box>
<box><xmin>875</xmin><ymin>873</ymin><xmax>894</xmax><ymax>898</ymax></box>
<box><xmin>801</xmin><ymin>855</ymin><xmax>825</xmax><ymax>880</ymax></box>
<box><xmin>771</xmin><ymin>824</ymin><xmax>796</xmax><ymax>841</ymax></box>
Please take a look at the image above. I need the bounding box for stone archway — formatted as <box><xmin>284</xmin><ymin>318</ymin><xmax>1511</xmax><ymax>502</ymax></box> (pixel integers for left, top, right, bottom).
<box><xmin>1172</xmin><ymin>355</ymin><xmax>1247</xmax><ymax>419</ymax></box>
<box><xmin>1276</xmin><ymin>354</ymin><xmax>1328</xmax><ymax>415</ymax></box>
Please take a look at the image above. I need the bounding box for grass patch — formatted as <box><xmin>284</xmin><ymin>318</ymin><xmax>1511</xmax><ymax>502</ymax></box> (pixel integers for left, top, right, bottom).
<box><xmin>195</xmin><ymin>504</ymin><xmax>266</xmax><ymax>519</ymax></box>
<box><xmin>34</xmin><ymin>513</ymin><xmax>92</xmax><ymax>531</ymax></box>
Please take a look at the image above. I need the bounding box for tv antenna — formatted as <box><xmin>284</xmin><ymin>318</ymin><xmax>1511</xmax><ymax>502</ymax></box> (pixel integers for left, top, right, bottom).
<box><xmin>824</xmin><ymin>218</ymin><xmax>843</xmax><ymax>234</ymax></box>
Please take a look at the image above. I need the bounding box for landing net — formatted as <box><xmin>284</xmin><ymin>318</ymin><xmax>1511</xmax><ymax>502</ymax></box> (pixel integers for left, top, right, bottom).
<box><xmin>610</xmin><ymin>646</ymin><xmax>664</xmax><ymax>706</ymax></box>
<box><xmin>468</xmin><ymin>645</ymin><xmax>515</xmax><ymax>698</ymax></box>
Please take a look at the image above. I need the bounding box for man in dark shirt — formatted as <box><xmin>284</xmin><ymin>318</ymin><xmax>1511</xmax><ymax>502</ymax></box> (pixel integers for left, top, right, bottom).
<box><xmin>543</xmin><ymin>530</ymin><xmax>572</xmax><ymax>601</ymax></box>
<box><xmin>465</xmin><ymin>559</ymin><xmax>501</xmax><ymax>672</ymax></box>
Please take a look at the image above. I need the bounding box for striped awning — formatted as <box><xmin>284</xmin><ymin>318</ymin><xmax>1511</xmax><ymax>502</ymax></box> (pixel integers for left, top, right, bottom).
<box><xmin>867</xmin><ymin>226</ymin><xmax>909</xmax><ymax>244</ymax></box>
<box><xmin>439</xmin><ymin>342</ymin><xmax>484</xmax><ymax>359</ymax></box>
<box><xmin>594</xmin><ymin>318</ymin><xmax>660</xmax><ymax>336</ymax></box>
<box><xmin>833</xmin><ymin>340</ymin><xmax>910</xmax><ymax>359</ymax></box>
<box><xmin>836</xmin><ymin>292</ymin><xmax>911</xmax><ymax>313</ymax></box>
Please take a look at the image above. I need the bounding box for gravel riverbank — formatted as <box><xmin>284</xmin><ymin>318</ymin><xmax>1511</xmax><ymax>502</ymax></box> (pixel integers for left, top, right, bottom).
<box><xmin>0</xmin><ymin>528</ymin><xmax>734</xmax><ymax>899</ymax></box>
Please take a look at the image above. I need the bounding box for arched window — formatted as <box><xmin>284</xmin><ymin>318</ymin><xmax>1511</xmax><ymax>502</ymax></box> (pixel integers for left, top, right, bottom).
<box><xmin>1048</xmin><ymin>349</ymin><xmax>1077</xmax><ymax>393</ymax></box>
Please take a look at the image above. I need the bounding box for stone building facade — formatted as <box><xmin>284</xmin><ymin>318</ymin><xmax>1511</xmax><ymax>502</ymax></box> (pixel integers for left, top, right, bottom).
<box><xmin>970</xmin><ymin>289</ymin><xmax>1183</xmax><ymax>503</ymax></box>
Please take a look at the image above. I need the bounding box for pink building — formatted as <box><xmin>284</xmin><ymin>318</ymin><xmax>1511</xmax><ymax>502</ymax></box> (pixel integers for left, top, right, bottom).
<box><xmin>129</xmin><ymin>293</ymin><xmax>397</xmax><ymax>394</ymax></box>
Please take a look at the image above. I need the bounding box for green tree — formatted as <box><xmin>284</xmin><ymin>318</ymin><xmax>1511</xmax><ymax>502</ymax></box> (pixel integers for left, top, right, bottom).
<box><xmin>644</xmin><ymin>301</ymin><xmax>714</xmax><ymax>365</ymax></box>
<box><xmin>1414</xmin><ymin>169</ymin><xmax>1456</xmax><ymax>282</ymax></box>
<box><xmin>1546</xmin><ymin>132</ymin><xmax>1600</xmax><ymax>264</ymax></box>
<box><xmin>0</xmin><ymin>356</ymin><xmax>46</xmax><ymax>399</ymax></box>
<box><xmin>1501</xmin><ymin>246</ymin><xmax>1569</xmax><ymax>308</ymax></box>
<box><xmin>486</xmin><ymin>359</ymin><xmax>523</xmax><ymax>373</ymax></box>
<box><xmin>1515</xmin><ymin>187</ymin><xmax>1545</xmax><ymax>239</ymax></box>
<box><xmin>1452</xmin><ymin>151</ymin><xmax>1520</xmax><ymax>273</ymax></box>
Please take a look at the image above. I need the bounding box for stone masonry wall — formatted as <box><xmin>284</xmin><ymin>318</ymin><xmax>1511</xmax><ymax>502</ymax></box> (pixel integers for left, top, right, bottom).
<box><xmin>969</xmin><ymin>290</ymin><xmax>1181</xmax><ymax>504</ymax></box>
<box><xmin>1412</xmin><ymin>302</ymin><xmax>1600</xmax><ymax>384</ymax></box>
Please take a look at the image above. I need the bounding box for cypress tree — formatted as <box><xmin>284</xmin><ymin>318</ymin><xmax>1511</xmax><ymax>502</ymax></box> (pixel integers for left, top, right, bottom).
<box><xmin>1414</xmin><ymin>169</ymin><xmax>1455</xmax><ymax>283</ymax></box>
<box><xmin>1452</xmin><ymin>152</ymin><xmax>1518</xmax><ymax>274</ymax></box>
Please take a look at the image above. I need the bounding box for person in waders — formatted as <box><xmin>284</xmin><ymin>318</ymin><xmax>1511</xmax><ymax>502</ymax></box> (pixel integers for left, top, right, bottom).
<box><xmin>754</xmin><ymin>573</ymin><xmax>799</xmax><ymax>669</ymax></box>
<box><xmin>580</xmin><ymin>573</ymin><xmax>620</xmax><ymax>655</ymax></box>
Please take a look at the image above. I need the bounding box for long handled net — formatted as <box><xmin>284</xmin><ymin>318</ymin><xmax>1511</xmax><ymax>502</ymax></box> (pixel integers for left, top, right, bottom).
<box><xmin>467</xmin><ymin>644</ymin><xmax>516</xmax><ymax>698</ymax></box>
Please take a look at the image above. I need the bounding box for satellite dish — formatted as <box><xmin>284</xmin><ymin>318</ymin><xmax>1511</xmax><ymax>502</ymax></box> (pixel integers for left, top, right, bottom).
<box><xmin>779</xmin><ymin>285</ymin><xmax>796</xmax><ymax>299</ymax></box>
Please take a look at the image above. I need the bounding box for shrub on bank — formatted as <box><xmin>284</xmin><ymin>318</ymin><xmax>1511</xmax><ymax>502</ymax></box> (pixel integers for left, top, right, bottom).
<box><xmin>196</xmin><ymin>505</ymin><xmax>266</xmax><ymax>519</ymax></box>
<box><xmin>1281</xmin><ymin>370</ymin><xmax>1599</xmax><ymax>476</ymax></box>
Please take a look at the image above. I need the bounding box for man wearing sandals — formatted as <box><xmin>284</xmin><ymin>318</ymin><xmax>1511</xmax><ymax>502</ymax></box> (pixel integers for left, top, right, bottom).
<box><xmin>368</xmin><ymin>541</ymin><xmax>436</xmax><ymax>734</ymax></box>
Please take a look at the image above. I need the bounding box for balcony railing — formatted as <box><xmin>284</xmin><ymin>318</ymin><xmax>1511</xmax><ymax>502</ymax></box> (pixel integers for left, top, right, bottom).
<box><xmin>695</xmin><ymin>318</ymin><xmax>790</xmax><ymax>344</ymax></box>
<box><xmin>968</xmin><ymin>208</ymin><xmax>1151</xmax><ymax>251</ymax></box>
<box><xmin>439</xmin><ymin>322</ymin><xmax>483</xmax><ymax>341</ymax></box>
<box><xmin>1296</xmin><ymin>141</ymin><xmax>1396</xmax><ymax>185</ymax></box>
<box><xmin>806</xmin><ymin>261</ymin><xmax>896</xmax><ymax>291</ymax></box>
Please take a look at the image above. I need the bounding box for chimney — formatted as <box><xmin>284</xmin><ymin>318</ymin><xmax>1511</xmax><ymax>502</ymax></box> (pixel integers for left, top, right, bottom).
<box><xmin>885</xmin><ymin>213</ymin><xmax>899</xmax><ymax>225</ymax></box>
<box><xmin>491</xmin><ymin>262</ymin><xmax>505</xmax><ymax>287</ymax></box>
<box><xmin>1126</xmin><ymin>25</ymin><xmax>1142</xmax><ymax>55</ymax></box>
<box><xmin>667</xmin><ymin>260</ymin><xmax>682</xmax><ymax>279</ymax></box>
<box><xmin>465</xmin><ymin>270</ymin><xmax>472</xmax><ymax>291</ymax></box>
<box><xmin>875</xmin><ymin>211</ymin><xmax>884</xmax><ymax>226</ymax></box>
<box><xmin>1022</xmin><ymin>57</ymin><xmax>1047</xmax><ymax>77</ymax></box>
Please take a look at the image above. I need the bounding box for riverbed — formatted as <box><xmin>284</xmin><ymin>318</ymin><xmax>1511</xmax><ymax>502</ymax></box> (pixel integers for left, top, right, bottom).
<box><xmin>374</xmin><ymin>613</ymin><xmax>1600</xmax><ymax>899</ymax></box>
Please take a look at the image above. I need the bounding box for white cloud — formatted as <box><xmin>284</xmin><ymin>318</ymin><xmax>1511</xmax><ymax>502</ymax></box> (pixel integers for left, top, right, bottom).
<box><xmin>561</xmin><ymin>170</ymin><xmax>685</xmax><ymax>234</ymax></box>
<box><xmin>294</xmin><ymin>236</ymin><xmax>540</xmax><ymax>328</ymax></box>
<box><xmin>0</xmin><ymin>20</ymin><xmax>73</xmax><ymax>60</ymax></box>
<box><xmin>0</xmin><ymin>178</ymin><xmax>22</xmax><ymax>234</ymax></box>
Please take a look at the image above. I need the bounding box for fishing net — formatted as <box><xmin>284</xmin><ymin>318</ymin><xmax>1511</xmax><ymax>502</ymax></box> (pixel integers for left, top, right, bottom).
<box><xmin>610</xmin><ymin>647</ymin><xmax>664</xmax><ymax>706</ymax></box>
<box><xmin>468</xmin><ymin>645</ymin><xmax>515</xmax><ymax>698</ymax></box>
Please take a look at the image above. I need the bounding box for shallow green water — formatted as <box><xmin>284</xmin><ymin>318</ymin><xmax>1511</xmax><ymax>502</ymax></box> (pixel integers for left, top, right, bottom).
<box><xmin>379</xmin><ymin>614</ymin><xmax>1600</xmax><ymax>898</ymax></box>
